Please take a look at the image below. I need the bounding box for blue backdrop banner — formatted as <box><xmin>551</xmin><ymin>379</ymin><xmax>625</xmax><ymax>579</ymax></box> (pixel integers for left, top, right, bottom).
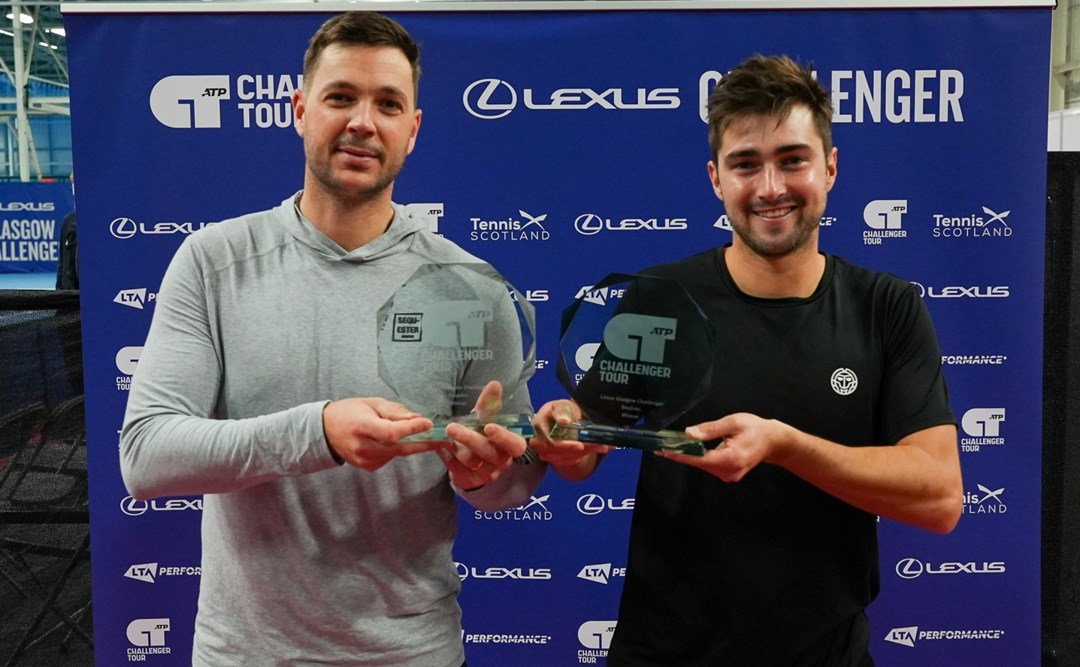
<box><xmin>0</xmin><ymin>182</ymin><xmax>73</xmax><ymax>273</ymax></box>
<box><xmin>64</xmin><ymin>3</ymin><xmax>1049</xmax><ymax>665</ymax></box>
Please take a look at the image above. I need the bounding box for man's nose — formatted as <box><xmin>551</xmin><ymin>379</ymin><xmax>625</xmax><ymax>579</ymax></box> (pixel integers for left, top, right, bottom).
<box><xmin>347</xmin><ymin>102</ymin><xmax>376</xmax><ymax>134</ymax></box>
<box><xmin>758</xmin><ymin>163</ymin><xmax>785</xmax><ymax>199</ymax></box>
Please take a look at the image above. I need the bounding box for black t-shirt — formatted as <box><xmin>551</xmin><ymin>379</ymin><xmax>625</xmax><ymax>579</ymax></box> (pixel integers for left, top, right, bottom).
<box><xmin>607</xmin><ymin>248</ymin><xmax>955</xmax><ymax>666</ymax></box>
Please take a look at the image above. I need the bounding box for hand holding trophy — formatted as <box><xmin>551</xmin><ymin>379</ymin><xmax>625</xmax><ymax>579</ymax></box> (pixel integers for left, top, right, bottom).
<box><xmin>376</xmin><ymin>262</ymin><xmax>536</xmax><ymax>441</ymax></box>
<box><xmin>551</xmin><ymin>273</ymin><xmax>717</xmax><ymax>455</ymax></box>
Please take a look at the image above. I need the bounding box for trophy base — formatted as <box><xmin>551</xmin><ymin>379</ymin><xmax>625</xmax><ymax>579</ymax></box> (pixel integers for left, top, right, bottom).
<box><xmin>549</xmin><ymin>420</ymin><xmax>708</xmax><ymax>456</ymax></box>
<box><xmin>401</xmin><ymin>413</ymin><xmax>535</xmax><ymax>442</ymax></box>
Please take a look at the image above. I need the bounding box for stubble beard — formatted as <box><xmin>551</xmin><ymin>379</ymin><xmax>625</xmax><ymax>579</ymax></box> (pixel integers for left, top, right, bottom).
<box><xmin>306</xmin><ymin>140</ymin><xmax>407</xmax><ymax>206</ymax></box>
<box><xmin>730</xmin><ymin>205</ymin><xmax>822</xmax><ymax>258</ymax></box>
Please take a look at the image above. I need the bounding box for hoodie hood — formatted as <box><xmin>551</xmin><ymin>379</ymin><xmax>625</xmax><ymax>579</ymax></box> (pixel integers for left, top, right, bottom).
<box><xmin>282</xmin><ymin>191</ymin><xmax>428</xmax><ymax>263</ymax></box>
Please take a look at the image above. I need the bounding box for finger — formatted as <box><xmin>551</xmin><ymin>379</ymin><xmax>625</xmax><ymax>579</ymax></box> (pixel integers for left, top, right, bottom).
<box><xmin>687</xmin><ymin>422</ymin><xmax>723</xmax><ymax>442</ymax></box>
<box><xmin>583</xmin><ymin>443</ymin><xmax>615</xmax><ymax>455</ymax></box>
<box><xmin>553</xmin><ymin>401</ymin><xmax>578</xmax><ymax>424</ymax></box>
<box><xmin>365</xmin><ymin>397</ymin><xmax>422</xmax><ymax>420</ymax></box>
<box><xmin>481</xmin><ymin>423</ymin><xmax>527</xmax><ymax>458</ymax></box>
<box><xmin>368</xmin><ymin>416</ymin><xmax>436</xmax><ymax>443</ymax></box>
<box><xmin>472</xmin><ymin>380</ymin><xmax>504</xmax><ymax>422</ymax></box>
<box><xmin>394</xmin><ymin>440</ymin><xmax>452</xmax><ymax>457</ymax></box>
<box><xmin>437</xmin><ymin>447</ymin><xmax>476</xmax><ymax>476</ymax></box>
<box><xmin>445</xmin><ymin>422</ymin><xmax>500</xmax><ymax>462</ymax></box>
<box><xmin>654</xmin><ymin>450</ymin><xmax>709</xmax><ymax>471</ymax></box>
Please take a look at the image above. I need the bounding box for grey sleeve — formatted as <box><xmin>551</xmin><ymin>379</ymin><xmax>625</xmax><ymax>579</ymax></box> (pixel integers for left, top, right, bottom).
<box><xmin>119</xmin><ymin>239</ymin><xmax>339</xmax><ymax>500</ymax></box>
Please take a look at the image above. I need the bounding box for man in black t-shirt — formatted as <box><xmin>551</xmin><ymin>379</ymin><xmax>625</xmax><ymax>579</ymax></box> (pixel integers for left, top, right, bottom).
<box><xmin>531</xmin><ymin>55</ymin><xmax>962</xmax><ymax>666</ymax></box>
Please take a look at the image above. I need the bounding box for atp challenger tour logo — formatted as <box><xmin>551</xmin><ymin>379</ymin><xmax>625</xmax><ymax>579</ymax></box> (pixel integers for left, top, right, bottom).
<box><xmin>150</xmin><ymin>76</ymin><xmax>231</xmax><ymax>128</ymax></box>
<box><xmin>150</xmin><ymin>74</ymin><xmax>303</xmax><ymax>129</ymax></box>
<box><xmin>126</xmin><ymin>617</ymin><xmax>171</xmax><ymax>661</ymax></box>
<box><xmin>402</xmin><ymin>203</ymin><xmax>444</xmax><ymax>235</ymax></box>
<box><xmin>577</xmin><ymin>621</ymin><xmax>616</xmax><ymax>663</ymax></box>
<box><xmin>961</xmin><ymin>408</ymin><xmax>1006</xmax><ymax>452</ymax></box>
<box><xmin>863</xmin><ymin>200</ymin><xmax>908</xmax><ymax>244</ymax></box>
<box><xmin>594</xmin><ymin>314</ymin><xmax>677</xmax><ymax>385</ymax></box>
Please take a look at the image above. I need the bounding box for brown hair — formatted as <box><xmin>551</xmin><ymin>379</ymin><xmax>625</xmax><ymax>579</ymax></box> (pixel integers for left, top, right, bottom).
<box><xmin>707</xmin><ymin>55</ymin><xmax>832</xmax><ymax>162</ymax></box>
<box><xmin>303</xmin><ymin>12</ymin><xmax>421</xmax><ymax>100</ymax></box>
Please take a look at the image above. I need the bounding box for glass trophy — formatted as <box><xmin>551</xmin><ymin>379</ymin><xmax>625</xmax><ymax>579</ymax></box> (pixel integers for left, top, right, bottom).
<box><xmin>376</xmin><ymin>262</ymin><xmax>536</xmax><ymax>441</ymax></box>
<box><xmin>551</xmin><ymin>273</ymin><xmax>716</xmax><ymax>455</ymax></box>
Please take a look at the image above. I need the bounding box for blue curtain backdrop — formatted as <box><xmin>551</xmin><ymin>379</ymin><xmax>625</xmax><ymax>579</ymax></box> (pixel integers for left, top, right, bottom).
<box><xmin>64</xmin><ymin>4</ymin><xmax>1049</xmax><ymax>665</ymax></box>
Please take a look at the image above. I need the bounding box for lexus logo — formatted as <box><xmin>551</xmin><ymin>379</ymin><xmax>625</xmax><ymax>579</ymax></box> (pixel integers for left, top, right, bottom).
<box><xmin>120</xmin><ymin>495</ymin><xmax>203</xmax><ymax>516</ymax></box>
<box><xmin>110</xmin><ymin>217</ymin><xmax>138</xmax><ymax>240</ymax></box>
<box><xmin>454</xmin><ymin>562</ymin><xmax>469</xmax><ymax>580</ymax></box>
<box><xmin>896</xmin><ymin>557</ymin><xmax>924</xmax><ymax>579</ymax></box>
<box><xmin>575</xmin><ymin>214</ymin><xmax>604</xmax><ymax>236</ymax></box>
<box><xmin>121</xmin><ymin>496</ymin><xmax>150</xmax><ymax>516</ymax></box>
<box><xmin>463</xmin><ymin>79</ymin><xmax>517</xmax><ymax>119</ymax></box>
<box><xmin>577</xmin><ymin>494</ymin><xmax>605</xmax><ymax>516</ymax></box>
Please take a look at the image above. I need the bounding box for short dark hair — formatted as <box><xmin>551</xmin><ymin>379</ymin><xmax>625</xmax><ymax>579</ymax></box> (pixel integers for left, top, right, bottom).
<box><xmin>706</xmin><ymin>55</ymin><xmax>832</xmax><ymax>162</ymax></box>
<box><xmin>303</xmin><ymin>12</ymin><xmax>421</xmax><ymax>100</ymax></box>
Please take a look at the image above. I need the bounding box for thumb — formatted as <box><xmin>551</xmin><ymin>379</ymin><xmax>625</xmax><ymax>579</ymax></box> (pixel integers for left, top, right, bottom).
<box><xmin>473</xmin><ymin>380</ymin><xmax>504</xmax><ymax>422</ymax></box>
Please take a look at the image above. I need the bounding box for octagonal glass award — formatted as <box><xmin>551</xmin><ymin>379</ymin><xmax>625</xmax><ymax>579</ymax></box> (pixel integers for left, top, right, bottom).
<box><xmin>551</xmin><ymin>273</ymin><xmax>716</xmax><ymax>455</ymax></box>
<box><xmin>376</xmin><ymin>262</ymin><xmax>536</xmax><ymax>441</ymax></box>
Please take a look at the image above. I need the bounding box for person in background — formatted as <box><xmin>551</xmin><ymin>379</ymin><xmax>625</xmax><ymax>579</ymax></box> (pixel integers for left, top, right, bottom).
<box><xmin>55</xmin><ymin>172</ymin><xmax>77</xmax><ymax>290</ymax></box>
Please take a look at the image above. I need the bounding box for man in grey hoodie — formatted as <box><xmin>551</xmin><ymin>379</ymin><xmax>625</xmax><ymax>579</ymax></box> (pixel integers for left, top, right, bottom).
<box><xmin>120</xmin><ymin>12</ymin><xmax>545</xmax><ymax>667</ymax></box>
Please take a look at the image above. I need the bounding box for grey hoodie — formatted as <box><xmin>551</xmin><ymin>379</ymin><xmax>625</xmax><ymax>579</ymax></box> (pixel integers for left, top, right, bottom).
<box><xmin>121</xmin><ymin>193</ymin><xmax>545</xmax><ymax>666</ymax></box>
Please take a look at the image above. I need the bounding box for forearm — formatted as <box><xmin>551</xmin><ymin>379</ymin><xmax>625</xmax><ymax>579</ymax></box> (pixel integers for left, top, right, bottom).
<box><xmin>770</xmin><ymin>423</ymin><xmax>962</xmax><ymax>533</ymax></box>
<box><xmin>121</xmin><ymin>401</ymin><xmax>339</xmax><ymax>499</ymax></box>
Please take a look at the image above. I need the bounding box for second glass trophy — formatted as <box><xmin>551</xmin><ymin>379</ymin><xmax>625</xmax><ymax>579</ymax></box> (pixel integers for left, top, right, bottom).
<box><xmin>376</xmin><ymin>262</ymin><xmax>536</xmax><ymax>441</ymax></box>
<box><xmin>551</xmin><ymin>273</ymin><xmax>716</xmax><ymax>455</ymax></box>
